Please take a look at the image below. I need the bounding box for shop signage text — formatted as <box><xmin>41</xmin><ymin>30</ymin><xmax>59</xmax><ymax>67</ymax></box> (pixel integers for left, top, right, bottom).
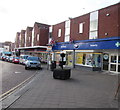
<box><xmin>53</xmin><ymin>39</ymin><xmax>120</xmax><ymax>50</ymax></box>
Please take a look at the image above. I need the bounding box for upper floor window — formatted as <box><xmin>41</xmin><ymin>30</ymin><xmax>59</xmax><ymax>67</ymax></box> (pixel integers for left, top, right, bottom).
<box><xmin>79</xmin><ymin>23</ymin><xmax>84</xmax><ymax>33</ymax></box>
<box><xmin>64</xmin><ymin>20</ymin><xmax>70</xmax><ymax>42</ymax></box>
<box><xmin>37</xmin><ymin>34</ymin><xmax>39</xmax><ymax>41</ymax></box>
<box><xmin>58</xmin><ymin>29</ymin><xmax>61</xmax><ymax>37</ymax></box>
<box><xmin>49</xmin><ymin>26</ymin><xmax>52</xmax><ymax>33</ymax></box>
<box><xmin>89</xmin><ymin>11</ymin><xmax>98</xmax><ymax>39</ymax></box>
<box><xmin>65</xmin><ymin>20</ymin><xmax>70</xmax><ymax>28</ymax></box>
<box><xmin>29</xmin><ymin>37</ymin><xmax>31</xmax><ymax>42</ymax></box>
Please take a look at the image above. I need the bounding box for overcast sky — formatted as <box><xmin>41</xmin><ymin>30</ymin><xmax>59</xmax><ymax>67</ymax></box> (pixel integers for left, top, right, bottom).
<box><xmin>0</xmin><ymin>0</ymin><xmax>119</xmax><ymax>42</ymax></box>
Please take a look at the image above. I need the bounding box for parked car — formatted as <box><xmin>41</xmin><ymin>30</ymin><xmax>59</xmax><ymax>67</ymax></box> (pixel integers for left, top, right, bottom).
<box><xmin>5</xmin><ymin>56</ymin><xmax>10</xmax><ymax>62</ymax></box>
<box><xmin>2</xmin><ymin>56</ymin><xmax>7</xmax><ymax>61</ymax></box>
<box><xmin>0</xmin><ymin>56</ymin><xmax>2</xmax><ymax>60</ymax></box>
<box><xmin>12</xmin><ymin>57</ymin><xmax>20</xmax><ymax>64</ymax></box>
<box><xmin>19</xmin><ymin>55</ymin><xmax>30</xmax><ymax>65</ymax></box>
<box><xmin>9</xmin><ymin>56</ymin><xmax>15</xmax><ymax>63</ymax></box>
<box><xmin>25</xmin><ymin>56</ymin><xmax>41</xmax><ymax>70</ymax></box>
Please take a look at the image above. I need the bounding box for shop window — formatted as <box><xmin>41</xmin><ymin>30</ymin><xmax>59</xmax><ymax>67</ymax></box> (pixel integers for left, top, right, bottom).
<box><xmin>85</xmin><ymin>54</ymin><xmax>93</xmax><ymax>66</ymax></box>
<box><xmin>75</xmin><ymin>53</ymin><xmax>83</xmax><ymax>64</ymax></box>
<box><xmin>111</xmin><ymin>55</ymin><xmax>117</xmax><ymax>63</ymax></box>
<box><xmin>110</xmin><ymin>64</ymin><xmax>116</xmax><ymax>71</ymax></box>
<box><xmin>66</xmin><ymin>52</ymin><xmax>73</xmax><ymax>66</ymax></box>
<box><xmin>118</xmin><ymin>65</ymin><xmax>120</xmax><ymax>72</ymax></box>
<box><xmin>118</xmin><ymin>55</ymin><xmax>120</xmax><ymax>63</ymax></box>
<box><xmin>93</xmin><ymin>54</ymin><xmax>101</xmax><ymax>67</ymax></box>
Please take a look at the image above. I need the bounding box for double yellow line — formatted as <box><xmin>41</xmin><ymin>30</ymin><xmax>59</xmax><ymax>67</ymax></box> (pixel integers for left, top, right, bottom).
<box><xmin>0</xmin><ymin>72</ymin><xmax>37</xmax><ymax>101</ymax></box>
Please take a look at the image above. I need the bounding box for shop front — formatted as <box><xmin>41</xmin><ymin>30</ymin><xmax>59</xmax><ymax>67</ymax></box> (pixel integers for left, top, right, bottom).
<box><xmin>52</xmin><ymin>37</ymin><xmax>120</xmax><ymax>73</ymax></box>
<box><xmin>16</xmin><ymin>46</ymin><xmax>48</xmax><ymax>63</ymax></box>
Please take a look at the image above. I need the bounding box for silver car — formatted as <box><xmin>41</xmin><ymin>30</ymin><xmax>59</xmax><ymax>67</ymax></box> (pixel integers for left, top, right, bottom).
<box><xmin>25</xmin><ymin>56</ymin><xmax>41</xmax><ymax>70</ymax></box>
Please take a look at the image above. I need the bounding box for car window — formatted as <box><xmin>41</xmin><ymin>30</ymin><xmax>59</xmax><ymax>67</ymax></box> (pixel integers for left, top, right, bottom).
<box><xmin>27</xmin><ymin>57</ymin><xmax>39</xmax><ymax>61</ymax></box>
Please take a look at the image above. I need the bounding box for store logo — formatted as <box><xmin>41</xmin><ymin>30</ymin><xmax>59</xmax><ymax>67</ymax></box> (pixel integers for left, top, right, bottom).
<box><xmin>74</xmin><ymin>44</ymin><xmax>79</xmax><ymax>48</ymax></box>
<box><xmin>115</xmin><ymin>42</ymin><xmax>120</xmax><ymax>47</ymax></box>
<box><xmin>103</xmin><ymin>54</ymin><xmax>109</xmax><ymax>60</ymax></box>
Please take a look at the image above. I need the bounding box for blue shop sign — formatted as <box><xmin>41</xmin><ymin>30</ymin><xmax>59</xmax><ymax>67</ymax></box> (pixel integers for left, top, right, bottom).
<box><xmin>52</xmin><ymin>38</ymin><xmax>120</xmax><ymax>50</ymax></box>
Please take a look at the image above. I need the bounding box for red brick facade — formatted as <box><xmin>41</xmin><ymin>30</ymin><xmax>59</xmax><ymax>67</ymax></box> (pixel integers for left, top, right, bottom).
<box><xmin>98</xmin><ymin>3</ymin><xmax>119</xmax><ymax>38</ymax></box>
<box><xmin>70</xmin><ymin>14</ymin><xmax>90</xmax><ymax>41</ymax></box>
<box><xmin>20</xmin><ymin>30</ymin><xmax>26</xmax><ymax>47</ymax></box>
<box><xmin>34</xmin><ymin>22</ymin><xmax>49</xmax><ymax>46</ymax></box>
<box><xmin>15</xmin><ymin>3</ymin><xmax>120</xmax><ymax>48</ymax></box>
<box><xmin>26</xmin><ymin>27</ymin><xmax>33</xmax><ymax>47</ymax></box>
<box><xmin>52</xmin><ymin>3</ymin><xmax>120</xmax><ymax>42</ymax></box>
<box><xmin>15</xmin><ymin>32</ymin><xmax>20</xmax><ymax>48</ymax></box>
<box><xmin>52</xmin><ymin>22</ymin><xmax>65</xmax><ymax>43</ymax></box>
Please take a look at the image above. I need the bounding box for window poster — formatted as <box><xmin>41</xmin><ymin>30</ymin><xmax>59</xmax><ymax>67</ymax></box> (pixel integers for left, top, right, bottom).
<box><xmin>76</xmin><ymin>53</ymin><xmax>83</xmax><ymax>64</ymax></box>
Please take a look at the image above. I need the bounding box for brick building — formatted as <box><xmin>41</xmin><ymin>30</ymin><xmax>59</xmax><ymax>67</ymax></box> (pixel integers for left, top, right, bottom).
<box><xmin>33</xmin><ymin>22</ymin><xmax>50</xmax><ymax>46</ymax></box>
<box><xmin>26</xmin><ymin>27</ymin><xmax>33</xmax><ymax>47</ymax></box>
<box><xmin>14</xmin><ymin>3</ymin><xmax>120</xmax><ymax>73</ymax></box>
<box><xmin>15</xmin><ymin>22</ymin><xmax>50</xmax><ymax>63</ymax></box>
<box><xmin>15</xmin><ymin>32</ymin><xmax>20</xmax><ymax>48</ymax></box>
<box><xmin>51</xmin><ymin>3</ymin><xmax>120</xmax><ymax>73</ymax></box>
<box><xmin>20</xmin><ymin>30</ymin><xmax>26</xmax><ymax>47</ymax></box>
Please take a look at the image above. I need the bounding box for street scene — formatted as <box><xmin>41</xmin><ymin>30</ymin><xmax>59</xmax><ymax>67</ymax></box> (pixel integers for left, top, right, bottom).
<box><xmin>0</xmin><ymin>59</ymin><xmax>119</xmax><ymax>109</ymax></box>
<box><xmin>0</xmin><ymin>0</ymin><xmax>120</xmax><ymax>109</ymax></box>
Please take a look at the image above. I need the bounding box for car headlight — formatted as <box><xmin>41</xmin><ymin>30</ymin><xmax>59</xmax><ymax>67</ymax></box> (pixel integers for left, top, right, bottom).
<box><xmin>26</xmin><ymin>61</ymin><xmax>30</xmax><ymax>65</ymax></box>
<box><xmin>38</xmin><ymin>62</ymin><xmax>40</xmax><ymax>64</ymax></box>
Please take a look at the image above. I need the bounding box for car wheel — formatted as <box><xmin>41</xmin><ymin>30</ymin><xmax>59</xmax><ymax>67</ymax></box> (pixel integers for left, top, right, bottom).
<box><xmin>38</xmin><ymin>67</ymin><xmax>41</xmax><ymax>70</ymax></box>
<box><xmin>25</xmin><ymin>66</ymin><xmax>28</xmax><ymax>70</ymax></box>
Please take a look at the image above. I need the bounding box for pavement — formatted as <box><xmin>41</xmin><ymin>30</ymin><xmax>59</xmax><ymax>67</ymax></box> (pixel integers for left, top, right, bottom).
<box><xmin>1</xmin><ymin>64</ymin><xmax>119</xmax><ymax>109</ymax></box>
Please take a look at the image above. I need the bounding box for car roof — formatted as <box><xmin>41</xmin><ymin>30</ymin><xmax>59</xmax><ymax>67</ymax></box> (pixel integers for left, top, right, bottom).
<box><xmin>20</xmin><ymin>55</ymin><xmax>30</xmax><ymax>56</ymax></box>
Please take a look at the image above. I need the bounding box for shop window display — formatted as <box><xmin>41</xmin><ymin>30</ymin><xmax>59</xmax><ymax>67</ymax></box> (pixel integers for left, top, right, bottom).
<box><xmin>66</xmin><ymin>52</ymin><xmax>73</xmax><ymax>66</ymax></box>
<box><xmin>85</xmin><ymin>54</ymin><xmax>92</xmax><ymax>66</ymax></box>
<box><xmin>75</xmin><ymin>53</ymin><xmax>83</xmax><ymax>65</ymax></box>
<box><xmin>92</xmin><ymin>54</ymin><xmax>101</xmax><ymax>67</ymax></box>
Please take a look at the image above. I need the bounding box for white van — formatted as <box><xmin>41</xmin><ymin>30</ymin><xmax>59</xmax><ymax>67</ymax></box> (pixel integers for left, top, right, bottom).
<box><xmin>19</xmin><ymin>55</ymin><xmax>30</xmax><ymax>64</ymax></box>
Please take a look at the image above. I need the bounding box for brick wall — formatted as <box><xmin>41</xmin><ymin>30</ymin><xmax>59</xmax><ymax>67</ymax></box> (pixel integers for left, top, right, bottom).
<box><xmin>26</xmin><ymin>27</ymin><xmax>33</xmax><ymax>47</ymax></box>
<box><xmin>98</xmin><ymin>3</ymin><xmax>119</xmax><ymax>38</ymax></box>
<box><xmin>70</xmin><ymin>14</ymin><xmax>90</xmax><ymax>41</ymax></box>
<box><xmin>52</xmin><ymin>22</ymin><xmax>65</xmax><ymax>43</ymax></box>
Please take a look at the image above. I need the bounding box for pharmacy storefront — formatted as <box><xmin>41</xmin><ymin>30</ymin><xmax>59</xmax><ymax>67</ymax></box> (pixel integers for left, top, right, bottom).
<box><xmin>52</xmin><ymin>37</ymin><xmax>120</xmax><ymax>73</ymax></box>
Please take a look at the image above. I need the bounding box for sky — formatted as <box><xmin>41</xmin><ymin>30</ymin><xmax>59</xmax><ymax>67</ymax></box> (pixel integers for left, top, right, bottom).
<box><xmin>0</xmin><ymin>0</ymin><xmax>119</xmax><ymax>42</ymax></box>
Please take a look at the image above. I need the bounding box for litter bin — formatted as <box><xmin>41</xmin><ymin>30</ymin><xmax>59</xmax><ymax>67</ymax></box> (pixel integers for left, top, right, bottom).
<box><xmin>50</xmin><ymin>61</ymin><xmax>56</xmax><ymax>71</ymax></box>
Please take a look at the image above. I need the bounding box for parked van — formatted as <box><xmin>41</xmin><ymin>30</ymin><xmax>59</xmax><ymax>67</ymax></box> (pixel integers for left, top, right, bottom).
<box><xmin>19</xmin><ymin>55</ymin><xmax>30</xmax><ymax>64</ymax></box>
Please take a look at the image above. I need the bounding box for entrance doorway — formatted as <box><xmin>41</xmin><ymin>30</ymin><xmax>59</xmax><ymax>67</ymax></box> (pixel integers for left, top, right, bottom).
<box><xmin>103</xmin><ymin>53</ymin><xmax>120</xmax><ymax>73</ymax></box>
<box><xmin>103</xmin><ymin>53</ymin><xmax>109</xmax><ymax>71</ymax></box>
